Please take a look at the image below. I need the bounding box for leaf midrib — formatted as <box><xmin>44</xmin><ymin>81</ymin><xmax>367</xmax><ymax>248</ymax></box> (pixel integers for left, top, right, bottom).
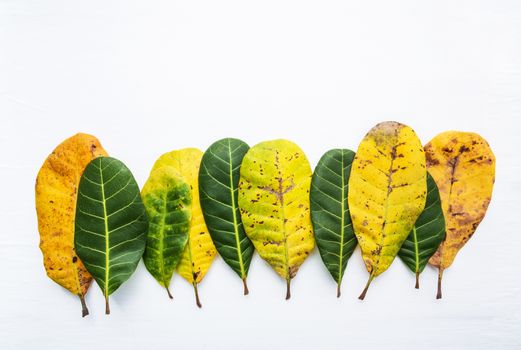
<box><xmin>440</xmin><ymin>152</ymin><xmax>461</xmax><ymax>268</ymax></box>
<box><xmin>412</xmin><ymin>226</ymin><xmax>419</xmax><ymax>273</ymax></box>
<box><xmin>175</xmin><ymin>154</ymin><xmax>196</xmax><ymax>283</ymax></box>
<box><xmin>228</xmin><ymin>140</ymin><xmax>246</xmax><ymax>279</ymax></box>
<box><xmin>99</xmin><ymin>160</ymin><xmax>110</xmax><ymax>297</ymax></box>
<box><xmin>338</xmin><ymin>150</ymin><xmax>345</xmax><ymax>285</ymax></box>
<box><xmin>73</xmin><ymin>171</ymin><xmax>83</xmax><ymax>296</ymax></box>
<box><xmin>159</xmin><ymin>190</ymin><xmax>168</xmax><ymax>287</ymax></box>
<box><xmin>374</xmin><ymin>144</ymin><xmax>397</xmax><ymax>274</ymax></box>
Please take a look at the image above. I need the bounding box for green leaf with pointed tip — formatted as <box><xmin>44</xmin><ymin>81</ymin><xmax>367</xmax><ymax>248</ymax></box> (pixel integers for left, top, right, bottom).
<box><xmin>199</xmin><ymin>138</ymin><xmax>254</xmax><ymax>295</ymax></box>
<box><xmin>398</xmin><ymin>172</ymin><xmax>446</xmax><ymax>288</ymax></box>
<box><xmin>310</xmin><ymin>149</ymin><xmax>357</xmax><ymax>297</ymax></box>
<box><xmin>142</xmin><ymin>166</ymin><xmax>191</xmax><ymax>299</ymax></box>
<box><xmin>74</xmin><ymin>157</ymin><xmax>148</xmax><ymax>314</ymax></box>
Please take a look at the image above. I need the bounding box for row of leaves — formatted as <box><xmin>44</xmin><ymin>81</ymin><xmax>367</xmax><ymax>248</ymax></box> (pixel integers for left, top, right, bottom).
<box><xmin>35</xmin><ymin>122</ymin><xmax>496</xmax><ymax>316</ymax></box>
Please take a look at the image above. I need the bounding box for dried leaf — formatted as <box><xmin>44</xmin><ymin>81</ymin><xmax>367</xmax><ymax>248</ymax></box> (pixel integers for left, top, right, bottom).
<box><xmin>425</xmin><ymin>131</ymin><xmax>495</xmax><ymax>298</ymax></box>
<box><xmin>35</xmin><ymin>133</ymin><xmax>107</xmax><ymax>317</ymax></box>
<box><xmin>348</xmin><ymin>121</ymin><xmax>427</xmax><ymax>299</ymax></box>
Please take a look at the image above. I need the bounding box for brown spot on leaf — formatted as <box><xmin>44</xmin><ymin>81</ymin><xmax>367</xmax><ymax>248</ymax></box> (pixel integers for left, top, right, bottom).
<box><xmin>289</xmin><ymin>265</ymin><xmax>299</xmax><ymax>278</ymax></box>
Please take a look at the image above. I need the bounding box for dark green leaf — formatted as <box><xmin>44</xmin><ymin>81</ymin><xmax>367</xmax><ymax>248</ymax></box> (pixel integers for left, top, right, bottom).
<box><xmin>74</xmin><ymin>157</ymin><xmax>148</xmax><ymax>314</ymax></box>
<box><xmin>142</xmin><ymin>167</ymin><xmax>191</xmax><ymax>299</ymax></box>
<box><xmin>310</xmin><ymin>149</ymin><xmax>357</xmax><ymax>297</ymax></box>
<box><xmin>199</xmin><ymin>138</ymin><xmax>254</xmax><ymax>294</ymax></box>
<box><xmin>398</xmin><ymin>172</ymin><xmax>446</xmax><ymax>288</ymax></box>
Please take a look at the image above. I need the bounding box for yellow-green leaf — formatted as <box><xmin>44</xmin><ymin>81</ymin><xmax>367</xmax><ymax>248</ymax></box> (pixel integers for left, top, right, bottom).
<box><xmin>142</xmin><ymin>166</ymin><xmax>191</xmax><ymax>299</ymax></box>
<box><xmin>425</xmin><ymin>131</ymin><xmax>495</xmax><ymax>299</ymax></box>
<box><xmin>151</xmin><ymin>148</ymin><xmax>216</xmax><ymax>307</ymax></box>
<box><xmin>35</xmin><ymin>133</ymin><xmax>108</xmax><ymax>317</ymax></box>
<box><xmin>348</xmin><ymin>121</ymin><xmax>427</xmax><ymax>300</ymax></box>
<box><xmin>238</xmin><ymin>139</ymin><xmax>315</xmax><ymax>299</ymax></box>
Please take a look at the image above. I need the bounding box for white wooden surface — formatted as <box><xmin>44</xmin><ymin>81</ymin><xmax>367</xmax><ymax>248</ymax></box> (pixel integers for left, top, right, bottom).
<box><xmin>1</xmin><ymin>1</ymin><xmax>520</xmax><ymax>349</ymax></box>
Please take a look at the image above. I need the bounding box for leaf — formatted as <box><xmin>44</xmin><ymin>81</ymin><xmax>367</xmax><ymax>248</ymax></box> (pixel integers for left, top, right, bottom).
<box><xmin>35</xmin><ymin>133</ymin><xmax>108</xmax><ymax>317</ymax></box>
<box><xmin>199</xmin><ymin>138</ymin><xmax>254</xmax><ymax>295</ymax></box>
<box><xmin>74</xmin><ymin>157</ymin><xmax>148</xmax><ymax>314</ymax></box>
<box><xmin>398</xmin><ymin>172</ymin><xmax>446</xmax><ymax>289</ymax></box>
<box><xmin>151</xmin><ymin>148</ymin><xmax>217</xmax><ymax>308</ymax></box>
<box><xmin>348</xmin><ymin>121</ymin><xmax>427</xmax><ymax>300</ymax></box>
<box><xmin>238</xmin><ymin>139</ymin><xmax>315</xmax><ymax>299</ymax></box>
<box><xmin>141</xmin><ymin>166</ymin><xmax>191</xmax><ymax>299</ymax></box>
<box><xmin>310</xmin><ymin>149</ymin><xmax>357</xmax><ymax>297</ymax></box>
<box><xmin>424</xmin><ymin>131</ymin><xmax>495</xmax><ymax>299</ymax></box>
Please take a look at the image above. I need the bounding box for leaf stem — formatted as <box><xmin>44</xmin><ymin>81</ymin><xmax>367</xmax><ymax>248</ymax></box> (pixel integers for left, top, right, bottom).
<box><xmin>79</xmin><ymin>295</ymin><xmax>89</xmax><ymax>317</ymax></box>
<box><xmin>166</xmin><ymin>286</ymin><xmax>173</xmax><ymax>299</ymax></box>
<box><xmin>415</xmin><ymin>271</ymin><xmax>420</xmax><ymax>289</ymax></box>
<box><xmin>358</xmin><ymin>273</ymin><xmax>374</xmax><ymax>300</ymax></box>
<box><xmin>105</xmin><ymin>296</ymin><xmax>110</xmax><ymax>315</ymax></box>
<box><xmin>193</xmin><ymin>282</ymin><xmax>202</xmax><ymax>308</ymax></box>
<box><xmin>436</xmin><ymin>267</ymin><xmax>444</xmax><ymax>299</ymax></box>
<box><xmin>242</xmin><ymin>278</ymin><xmax>249</xmax><ymax>296</ymax></box>
<box><xmin>337</xmin><ymin>283</ymin><xmax>341</xmax><ymax>298</ymax></box>
<box><xmin>285</xmin><ymin>279</ymin><xmax>291</xmax><ymax>300</ymax></box>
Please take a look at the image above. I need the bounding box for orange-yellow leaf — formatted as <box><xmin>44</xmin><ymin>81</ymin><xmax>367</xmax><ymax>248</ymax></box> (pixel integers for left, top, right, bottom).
<box><xmin>35</xmin><ymin>133</ymin><xmax>108</xmax><ymax>316</ymax></box>
<box><xmin>425</xmin><ymin>131</ymin><xmax>495</xmax><ymax>298</ymax></box>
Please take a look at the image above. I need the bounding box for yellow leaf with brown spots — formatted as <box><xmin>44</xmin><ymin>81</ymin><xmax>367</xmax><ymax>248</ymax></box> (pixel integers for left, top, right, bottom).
<box><xmin>238</xmin><ymin>140</ymin><xmax>315</xmax><ymax>299</ymax></box>
<box><xmin>348</xmin><ymin>122</ymin><xmax>427</xmax><ymax>300</ymax></box>
<box><xmin>35</xmin><ymin>133</ymin><xmax>108</xmax><ymax>317</ymax></box>
<box><xmin>151</xmin><ymin>148</ymin><xmax>216</xmax><ymax>307</ymax></box>
<box><xmin>425</xmin><ymin>131</ymin><xmax>495</xmax><ymax>299</ymax></box>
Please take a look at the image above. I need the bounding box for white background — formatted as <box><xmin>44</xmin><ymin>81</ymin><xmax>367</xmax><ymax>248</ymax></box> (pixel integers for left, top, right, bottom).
<box><xmin>1</xmin><ymin>1</ymin><xmax>520</xmax><ymax>349</ymax></box>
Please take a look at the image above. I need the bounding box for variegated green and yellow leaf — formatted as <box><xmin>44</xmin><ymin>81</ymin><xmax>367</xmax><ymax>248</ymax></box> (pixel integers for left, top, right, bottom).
<box><xmin>151</xmin><ymin>148</ymin><xmax>216</xmax><ymax>307</ymax></box>
<box><xmin>142</xmin><ymin>166</ymin><xmax>191</xmax><ymax>299</ymax></box>
<box><xmin>238</xmin><ymin>140</ymin><xmax>315</xmax><ymax>299</ymax></box>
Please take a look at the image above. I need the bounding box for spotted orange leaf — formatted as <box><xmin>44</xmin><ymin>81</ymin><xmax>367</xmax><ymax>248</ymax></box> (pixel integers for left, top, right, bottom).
<box><xmin>425</xmin><ymin>131</ymin><xmax>495</xmax><ymax>298</ymax></box>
